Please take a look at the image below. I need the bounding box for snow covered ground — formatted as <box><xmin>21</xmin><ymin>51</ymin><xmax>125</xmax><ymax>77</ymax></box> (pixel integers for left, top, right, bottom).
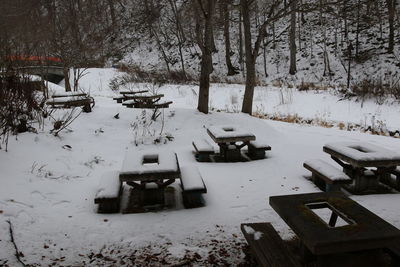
<box><xmin>1</xmin><ymin>68</ymin><xmax>400</xmax><ymax>266</ymax></box>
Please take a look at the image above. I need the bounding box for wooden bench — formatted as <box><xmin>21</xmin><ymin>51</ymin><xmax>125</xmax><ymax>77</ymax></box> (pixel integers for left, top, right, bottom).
<box><xmin>192</xmin><ymin>139</ymin><xmax>215</xmax><ymax>162</ymax></box>
<box><xmin>94</xmin><ymin>171</ymin><xmax>122</xmax><ymax>213</ymax></box>
<box><xmin>46</xmin><ymin>95</ymin><xmax>95</xmax><ymax>112</ymax></box>
<box><xmin>152</xmin><ymin>101</ymin><xmax>173</xmax><ymax>108</ymax></box>
<box><xmin>304</xmin><ymin>159</ymin><xmax>352</xmax><ymax>192</ymax></box>
<box><xmin>247</xmin><ymin>141</ymin><xmax>271</xmax><ymax>160</ymax></box>
<box><xmin>52</xmin><ymin>92</ymin><xmax>88</xmax><ymax>98</ymax></box>
<box><xmin>113</xmin><ymin>95</ymin><xmax>125</xmax><ymax>103</ymax></box>
<box><xmin>180</xmin><ymin>166</ymin><xmax>207</xmax><ymax>208</ymax></box>
<box><xmin>122</xmin><ymin>99</ymin><xmax>135</xmax><ymax>108</ymax></box>
<box><xmin>386</xmin><ymin>240</ymin><xmax>400</xmax><ymax>265</ymax></box>
<box><xmin>241</xmin><ymin>223</ymin><xmax>302</xmax><ymax>267</ymax></box>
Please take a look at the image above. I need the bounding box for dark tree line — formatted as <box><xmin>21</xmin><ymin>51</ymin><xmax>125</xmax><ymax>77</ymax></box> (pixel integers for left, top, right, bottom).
<box><xmin>1</xmin><ymin>0</ymin><xmax>398</xmax><ymax>114</ymax></box>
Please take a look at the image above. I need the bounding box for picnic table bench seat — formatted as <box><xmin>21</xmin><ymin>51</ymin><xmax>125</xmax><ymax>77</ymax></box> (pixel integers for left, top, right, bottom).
<box><xmin>247</xmin><ymin>140</ymin><xmax>271</xmax><ymax>160</ymax></box>
<box><xmin>304</xmin><ymin>159</ymin><xmax>352</xmax><ymax>192</ymax></box>
<box><xmin>241</xmin><ymin>222</ymin><xmax>302</xmax><ymax>267</ymax></box>
<box><xmin>192</xmin><ymin>139</ymin><xmax>215</xmax><ymax>162</ymax></box>
<box><xmin>94</xmin><ymin>171</ymin><xmax>122</xmax><ymax>213</ymax></box>
<box><xmin>180</xmin><ymin>166</ymin><xmax>207</xmax><ymax>208</ymax></box>
<box><xmin>386</xmin><ymin>239</ymin><xmax>400</xmax><ymax>265</ymax></box>
<box><xmin>113</xmin><ymin>95</ymin><xmax>125</xmax><ymax>103</ymax></box>
<box><xmin>122</xmin><ymin>99</ymin><xmax>135</xmax><ymax>108</ymax></box>
<box><xmin>52</xmin><ymin>92</ymin><xmax>88</xmax><ymax>98</ymax></box>
<box><xmin>152</xmin><ymin>101</ymin><xmax>173</xmax><ymax>108</ymax></box>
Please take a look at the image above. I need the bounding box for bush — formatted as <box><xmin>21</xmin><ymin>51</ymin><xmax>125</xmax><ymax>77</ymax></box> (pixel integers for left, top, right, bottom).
<box><xmin>0</xmin><ymin>73</ymin><xmax>44</xmax><ymax>151</ymax></box>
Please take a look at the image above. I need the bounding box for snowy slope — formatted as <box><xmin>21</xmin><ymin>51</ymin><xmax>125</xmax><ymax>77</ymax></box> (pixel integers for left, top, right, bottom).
<box><xmin>1</xmin><ymin>68</ymin><xmax>400</xmax><ymax>266</ymax></box>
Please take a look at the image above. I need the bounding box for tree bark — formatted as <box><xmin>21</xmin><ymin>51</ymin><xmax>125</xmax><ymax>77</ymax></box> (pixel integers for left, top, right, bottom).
<box><xmin>63</xmin><ymin>67</ymin><xmax>71</xmax><ymax>92</ymax></box>
<box><xmin>289</xmin><ymin>0</ymin><xmax>297</xmax><ymax>75</ymax></box>
<box><xmin>241</xmin><ymin>0</ymin><xmax>256</xmax><ymax>114</ymax></box>
<box><xmin>386</xmin><ymin>0</ymin><xmax>395</xmax><ymax>53</ymax></box>
<box><xmin>197</xmin><ymin>0</ymin><xmax>215</xmax><ymax>114</ymax></box>
<box><xmin>222</xmin><ymin>0</ymin><xmax>237</xmax><ymax>76</ymax></box>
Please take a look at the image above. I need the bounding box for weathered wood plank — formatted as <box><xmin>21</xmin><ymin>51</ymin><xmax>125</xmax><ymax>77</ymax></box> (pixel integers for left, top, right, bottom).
<box><xmin>241</xmin><ymin>222</ymin><xmax>302</xmax><ymax>267</ymax></box>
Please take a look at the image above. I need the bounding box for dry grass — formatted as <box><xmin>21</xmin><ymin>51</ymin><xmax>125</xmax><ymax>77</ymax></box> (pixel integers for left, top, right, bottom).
<box><xmin>254</xmin><ymin>113</ymin><xmax>400</xmax><ymax>139</ymax></box>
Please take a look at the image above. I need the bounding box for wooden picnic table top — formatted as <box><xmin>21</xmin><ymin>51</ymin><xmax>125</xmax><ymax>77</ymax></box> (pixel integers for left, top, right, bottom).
<box><xmin>207</xmin><ymin>125</ymin><xmax>256</xmax><ymax>144</ymax></box>
<box><xmin>119</xmin><ymin>150</ymin><xmax>180</xmax><ymax>182</ymax></box>
<box><xmin>119</xmin><ymin>90</ymin><xmax>149</xmax><ymax>95</ymax></box>
<box><xmin>323</xmin><ymin>142</ymin><xmax>400</xmax><ymax>168</ymax></box>
<box><xmin>132</xmin><ymin>94</ymin><xmax>164</xmax><ymax>100</ymax></box>
<box><xmin>269</xmin><ymin>192</ymin><xmax>400</xmax><ymax>255</ymax></box>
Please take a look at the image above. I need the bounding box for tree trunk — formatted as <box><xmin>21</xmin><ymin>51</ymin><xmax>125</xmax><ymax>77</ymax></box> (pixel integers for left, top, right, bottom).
<box><xmin>289</xmin><ymin>0</ymin><xmax>297</xmax><ymax>75</ymax></box>
<box><xmin>197</xmin><ymin>0</ymin><xmax>215</xmax><ymax>114</ymax></box>
<box><xmin>63</xmin><ymin>67</ymin><xmax>71</xmax><ymax>92</ymax></box>
<box><xmin>386</xmin><ymin>0</ymin><xmax>395</xmax><ymax>53</ymax></box>
<box><xmin>222</xmin><ymin>0</ymin><xmax>237</xmax><ymax>76</ymax></box>
<box><xmin>241</xmin><ymin>0</ymin><xmax>255</xmax><ymax>114</ymax></box>
<box><xmin>107</xmin><ymin>0</ymin><xmax>116</xmax><ymax>28</ymax></box>
<box><xmin>238</xmin><ymin>9</ymin><xmax>244</xmax><ymax>75</ymax></box>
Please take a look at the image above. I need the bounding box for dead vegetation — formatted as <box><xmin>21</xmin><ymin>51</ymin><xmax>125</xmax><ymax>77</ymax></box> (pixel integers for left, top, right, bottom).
<box><xmin>253</xmin><ymin>113</ymin><xmax>400</xmax><ymax>138</ymax></box>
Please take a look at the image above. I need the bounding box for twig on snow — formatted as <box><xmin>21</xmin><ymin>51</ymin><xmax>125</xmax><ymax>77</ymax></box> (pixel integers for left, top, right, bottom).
<box><xmin>6</xmin><ymin>220</ymin><xmax>27</xmax><ymax>267</ymax></box>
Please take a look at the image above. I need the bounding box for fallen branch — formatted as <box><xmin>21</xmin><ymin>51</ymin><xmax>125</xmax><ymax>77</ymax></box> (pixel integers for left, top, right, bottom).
<box><xmin>7</xmin><ymin>220</ymin><xmax>27</xmax><ymax>267</ymax></box>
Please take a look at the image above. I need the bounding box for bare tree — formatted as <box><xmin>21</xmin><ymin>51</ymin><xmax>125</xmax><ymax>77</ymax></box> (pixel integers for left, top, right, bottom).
<box><xmin>194</xmin><ymin>0</ymin><xmax>216</xmax><ymax>114</ymax></box>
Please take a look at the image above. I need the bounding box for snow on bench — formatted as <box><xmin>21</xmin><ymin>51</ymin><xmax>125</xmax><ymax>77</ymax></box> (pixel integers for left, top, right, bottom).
<box><xmin>180</xmin><ymin>166</ymin><xmax>207</xmax><ymax>192</ymax></box>
<box><xmin>192</xmin><ymin>139</ymin><xmax>215</xmax><ymax>162</ymax></box>
<box><xmin>304</xmin><ymin>159</ymin><xmax>352</xmax><ymax>192</ymax></box>
<box><xmin>113</xmin><ymin>95</ymin><xmax>125</xmax><ymax>103</ymax></box>
<box><xmin>247</xmin><ymin>140</ymin><xmax>271</xmax><ymax>160</ymax></box>
<box><xmin>180</xmin><ymin>165</ymin><xmax>207</xmax><ymax>208</ymax></box>
<box><xmin>122</xmin><ymin>99</ymin><xmax>135</xmax><ymax>106</ymax></box>
<box><xmin>94</xmin><ymin>171</ymin><xmax>122</xmax><ymax>213</ymax></box>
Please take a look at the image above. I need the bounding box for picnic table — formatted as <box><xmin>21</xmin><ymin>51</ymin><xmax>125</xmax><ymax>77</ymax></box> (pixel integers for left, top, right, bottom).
<box><xmin>118</xmin><ymin>150</ymin><xmax>206</xmax><ymax>211</ymax></box>
<box><xmin>270</xmin><ymin>191</ymin><xmax>400</xmax><ymax>266</ymax></box>
<box><xmin>206</xmin><ymin>125</ymin><xmax>255</xmax><ymax>161</ymax></box>
<box><xmin>323</xmin><ymin>142</ymin><xmax>400</xmax><ymax>194</ymax></box>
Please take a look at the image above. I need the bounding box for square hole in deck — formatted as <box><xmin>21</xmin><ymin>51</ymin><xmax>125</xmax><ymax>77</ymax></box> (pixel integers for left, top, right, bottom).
<box><xmin>349</xmin><ymin>146</ymin><xmax>371</xmax><ymax>153</ymax></box>
<box><xmin>142</xmin><ymin>155</ymin><xmax>159</xmax><ymax>165</ymax></box>
<box><xmin>306</xmin><ymin>202</ymin><xmax>355</xmax><ymax>228</ymax></box>
<box><xmin>222</xmin><ymin>127</ymin><xmax>234</xmax><ymax>132</ymax></box>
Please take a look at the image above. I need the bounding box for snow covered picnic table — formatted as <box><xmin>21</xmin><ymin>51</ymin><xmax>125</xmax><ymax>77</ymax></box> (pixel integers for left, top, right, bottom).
<box><xmin>206</xmin><ymin>125</ymin><xmax>256</xmax><ymax>162</ymax></box>
<box><xmin>323</xmin><ymin>142</ymin><xmax>400</xmax><ymax>194</ymax></box>
<box><xmin>117</xmin><ymin>150</ymin><xmax>206</xmax><ymax>211</ymax></box>
<box><xmin>269</xmin><ymin>192</ymin><xmax>400</xmax><ymax>266</ymax></box>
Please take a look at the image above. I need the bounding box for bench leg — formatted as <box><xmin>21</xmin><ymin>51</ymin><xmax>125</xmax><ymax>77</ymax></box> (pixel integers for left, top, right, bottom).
<box><xmin>195</xmin><ymin>153</ymin><xmax>211</xmax><ymax>162</ymax></box>
<box><xmin>182</xmin><ymin>192</ymin><xmax>205</xmax><ymax>208</ymax></box>
<box><xmin>312</xmin><ymin>174</ymin><xmax>326</xmax><ymax>191</ymax></box>
<box><xmin>325</xmin><ymin>184</ymin><xmax>342</xmax><ymax>192</ymax></box>
<box><xmin>82</xmin><ymin>103</ymin><xmax>92</xmax><ymax>113</ymax></box>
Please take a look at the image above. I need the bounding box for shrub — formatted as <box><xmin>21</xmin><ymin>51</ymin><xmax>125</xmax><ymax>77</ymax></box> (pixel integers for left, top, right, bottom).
<box><xmin>0</xmin><ymin>73</ymin><xmax>44</xmax><ymax>151</ymax></box>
